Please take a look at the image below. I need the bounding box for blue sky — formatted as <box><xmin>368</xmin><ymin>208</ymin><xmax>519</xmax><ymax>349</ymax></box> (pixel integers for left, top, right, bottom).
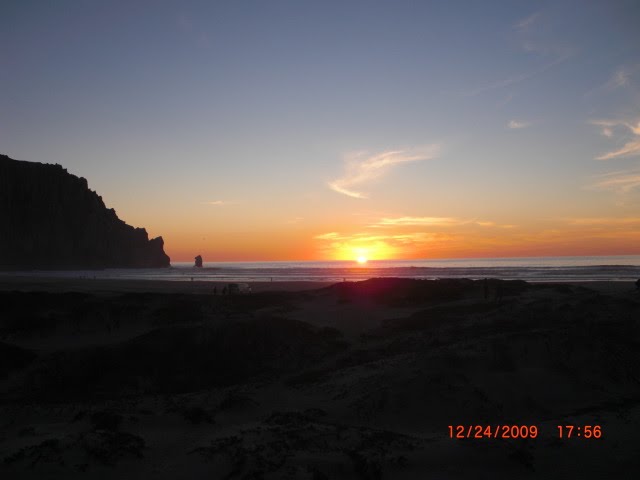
<box><xmin>2</xmin><ymin>0</ymin><xmax>639</xmax><ymax>260</ymax></box>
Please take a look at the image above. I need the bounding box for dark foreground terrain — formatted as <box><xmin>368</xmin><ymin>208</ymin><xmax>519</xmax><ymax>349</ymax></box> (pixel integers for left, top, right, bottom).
<box><xmin>1</xmin><ymin>278</ymin><xmax>639</xmax><ymax>478</ymax></box>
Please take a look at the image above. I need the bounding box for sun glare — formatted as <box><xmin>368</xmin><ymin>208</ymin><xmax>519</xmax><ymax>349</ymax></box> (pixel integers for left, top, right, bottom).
<box><xmin>331</xmin><ymin>243</ymin><xmax>395</xmax><ymax>262</ymax></box>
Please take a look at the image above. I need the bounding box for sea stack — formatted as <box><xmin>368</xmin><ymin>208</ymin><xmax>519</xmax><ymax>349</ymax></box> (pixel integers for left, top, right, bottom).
<box><xmin>0</xmin><ymin>153</ymin><xmax>170</xmax><ymax>269</ymax></box>
<box><xmin>195</xmin><ymin>255</ymin><xmax>203</xmax><ymax>268</ymax></box>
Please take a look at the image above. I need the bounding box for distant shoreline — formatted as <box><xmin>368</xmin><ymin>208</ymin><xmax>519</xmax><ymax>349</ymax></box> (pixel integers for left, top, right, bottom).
<box><xmin>0</xmin><ymin>275</ymin><xmax>636</xmax><ymax>295</ymax></box>
<box><xmin>0</xmin><ymin>276</ymin><xmax>335</xmax><ymax>294</ymax></box>
<box><xmin>2</xmin><ymin>256</ymin><xmax>638</xmax><ymax>284</ymax></box>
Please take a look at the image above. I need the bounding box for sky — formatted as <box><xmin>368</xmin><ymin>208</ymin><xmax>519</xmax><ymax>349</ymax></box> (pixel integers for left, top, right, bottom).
<box><xmin>2</xmin><ymin>0</ymin><xmax>640</xmax><ymax>262</ymax></box>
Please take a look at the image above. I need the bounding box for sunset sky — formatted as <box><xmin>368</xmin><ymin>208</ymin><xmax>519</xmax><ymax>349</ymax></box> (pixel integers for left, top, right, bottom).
<box><xmin>2</xmin><ymin>0</ymin><xmax>640</xmax><ymax>262</ymax></box>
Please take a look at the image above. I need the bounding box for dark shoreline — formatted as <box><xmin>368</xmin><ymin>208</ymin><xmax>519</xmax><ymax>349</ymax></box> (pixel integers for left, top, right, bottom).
<box><xmin>0</xmin><ymin>274</ymin><xmax>637</xmax><ymax>294</ymax></box>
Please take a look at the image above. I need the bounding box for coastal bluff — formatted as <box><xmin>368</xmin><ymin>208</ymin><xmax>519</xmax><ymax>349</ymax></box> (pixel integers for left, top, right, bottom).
<box><xmin>0</xmin><ymin>154</ymin><xmax>170</xmax><ymax>269</ymax></box>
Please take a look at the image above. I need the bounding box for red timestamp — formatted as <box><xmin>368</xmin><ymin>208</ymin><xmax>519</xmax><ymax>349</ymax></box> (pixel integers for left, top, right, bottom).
<box><xmin>448</xmin><ymin>425</ymin><xmax>539</xmax><ymax>439</ymax></box>
<box><xmin>557</xmin><ymin>425</ymin><xmax>602</xmax><ymax>439</ymax></box>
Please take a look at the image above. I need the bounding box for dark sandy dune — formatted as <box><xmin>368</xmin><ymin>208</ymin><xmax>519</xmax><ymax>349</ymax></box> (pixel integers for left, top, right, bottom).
<box><xmin>1</xmin><ymin>278</ymin><xmax>639</xmax><ymax>478</ymax></box>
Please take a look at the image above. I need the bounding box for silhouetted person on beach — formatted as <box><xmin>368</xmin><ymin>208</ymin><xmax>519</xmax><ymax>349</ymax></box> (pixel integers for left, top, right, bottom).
<box><xmin>222</xmin><ymin>286</ymin><xmax>227</xmax><ymax>295</ymax></box>
<box><xmin>636</xmin><ymin>278</ymin><xmax>640</xmax><ymax>290</ymax></box>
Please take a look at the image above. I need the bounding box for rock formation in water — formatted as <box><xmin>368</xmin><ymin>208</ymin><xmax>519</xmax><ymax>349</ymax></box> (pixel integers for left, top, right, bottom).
<box><xmin>0</xmin><ymin>153</ymin><xmax>170</xmax><ymax>269</ymax></box>
<box><xmin>194</xmin><ymin>255</ymin><xmax>203</xmax><ymax>268</ymax></box>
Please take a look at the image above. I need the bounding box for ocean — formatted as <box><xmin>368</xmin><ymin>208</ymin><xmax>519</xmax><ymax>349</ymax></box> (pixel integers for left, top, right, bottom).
<box><xmin>5</xmin><ymin>256</ymin><xmax>640</xmax><ymax>283</ymax></box>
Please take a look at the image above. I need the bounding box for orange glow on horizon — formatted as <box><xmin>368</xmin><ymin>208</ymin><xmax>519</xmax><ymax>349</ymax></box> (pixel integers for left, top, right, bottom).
<box><xmin>156</xmin><ymin>218</ymin><xmax>640</xmax><ymax>263</ymax></box>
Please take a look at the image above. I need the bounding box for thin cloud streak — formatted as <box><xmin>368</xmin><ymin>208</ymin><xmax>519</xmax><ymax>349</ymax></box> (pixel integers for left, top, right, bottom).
<box><xmin>314</xmin><ymin>231</ymin><xmax>446</xmax><ymax>250</ymax></box>
<box><xmin>591</xmin><ymin>119</ymin><xmax>640</xmax><ymax>135</ymax></box>
<box><xmin>568</xmin><ymin>217</ymin><xmax>640</xmax><ymax>226</ymax></box>
<box><xmin>584</xmin><ymin>65</ymin><xmax>639</xmax><ymax>97</ymax></box>
<box><xmin>370</xmin><ymin>216</ymin><xmax>515</xmax><ymax>228</ymax></box>
<box><xmin>328</xmin><ymin>146</ymin><xmax>440</xmax><ymax>199</ymax></box>
<box><xmin>592</xmin><ymin>169</ymin><xmax>640</xmax><ymax>193</ymax></box>
<box><xmin>592</xmin><ymin>118</ymin><xmax>640</xmax><ymax>160</ymax></box>
<box><xmin>514</xmin><ymin>12</ymin><xmax>540</xmax><ymax>31</ymax></box>
<box><xmin>496</xmin><ymin>93</ymin><xmax>515</xmax><ymax>108</ymax></box>
<box><xmin>603</xmin><ymin>65</ymin><xmax>638</xmax><ymax>91</ymax></box>
<box><xmin>591</xmin><ymin>120</ymin><xmax>620</xmax><ymax>138</ymax></box>
<box><xmin>508</xmin><ymin>120</ymin><xmax>531</xmax><ymax>129</ymax></box>
<box><xmin>372</xmin><ymin>216</ymin><xmax>459</xmax><ymax>227</ymax></box>
<box><xmin>472</xmin><ymin>221</ymin><xmax>516</xmax><ymax>229</ymax></box>
<box><xmin>465</xmin><ymin>12</ymin><xmax>572</xmax><ymax>97</ymax></box>
<box><xmin>463</xmin><ymin>54</ymin><xmax>570</xmax><ymax>97</ymax></box>
<box><xmin>609</xmin><ymin>68</ymin><xmax>630</xmax><ymax>89</ymax></box>
<box><xmin>314</xmin><ymin>232</ymin><xmax>340</xmax><ymax>240</ymax></box>
<box><xmin>597</xmin><ymin>141</ymin><xmax>640</xmax><ymax>161</ymax></box>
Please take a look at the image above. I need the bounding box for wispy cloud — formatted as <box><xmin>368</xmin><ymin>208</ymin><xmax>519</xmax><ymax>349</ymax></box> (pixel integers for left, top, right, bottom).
<box><xmin>371</xmin><ymin>216</ymin><xmax>459</xmax><ymax>227</ymax></box>
<box><xmin>314</xmin><ymin>231</ymin><xmax>451</xmax><ymax>256</ymax></box>
<box><xmin>463</xmin><ymin>54</ymin><xmax>569</xmax><ymax>97</ymax></box>
<box><xmin>496</xmin><ymin>93</ymin><xmax>515</xmax><ymax>108</ymax></box>
<box><xmin>585</xmin><ymin>64</ymin><xmax>639</xmax><ymax>97</ymax></box>
<box><xmin>464</xmin><ymin>11</ymin><xmax>571</xmax><ymax>97</ymax></box>
<box><xmin>328</xmin><ymin>146</ymin><xmax>440</xmax><ymax>199</ymax></box>
<box><xmin>508</xmin><ymin>120</ymin><xmax>531</xmax><ymax>129</ymax></box>
<box><xmin>591</xmin><ymin>119</ymin><xmax>640</xmax><ymax>135</ymax></box>
<box><xmin>514</xmin><ymin>12</ymin><xmax>540</xmax><ymax>31</ymax></box>
<box><xmin>591</xmin><ymin>120</ymin><xmax>619</xmax><ymax>138</ymax></box>
<box><xmin>602</xmin><ymin>66</ymin><xmax>636</xmax><ymax>92</ymax></box>
<box><xmin>369</xmin><ymin>216</ymin><xmax>516</xmax><ymax>229</ymax></box>
<box><xmin>567</xmin><ymin>217</ymin><xmax>640</xmax><ymax>226</ymax></box>
<box><xmin>314</xmin><ymin>232</ymin><xmax>340</xmax><ymax>240</ymax></box>
<box><xmin>592</xmin><ymin>169</ymin><xmax>640</xmax><ymax>193</ymax></box>
<box><xmin>315</xmin><ymin>232</ymin><xmax>438</xmax><ymax>244</ymax></box>
<box><xmin>472</xmin><ymin>221</ymin><xmax>516</xmax><ymax>228</ymax></box>
<box><xmin>591</xmin><ymin>119</ymin><xmax>640</xmax><ymax>160</ymax></box>
<box><xmin>314</xmin><ymin>219</ymin><xmax>516</xmax><ymax>259</ymax></box>
<box><xmin>608</xmin><ymin>67</ymin><xmax>631</xmax><ymax>89</ymax></box>
<box><xmin>597</xmin><ymin>142</ymin><xmax>640</xmax><ymax>161</ymax></box>
<box><xmin>203</xmin><ymin>200</ymin><xmax>232</xmax><ymax>206</ymax></box>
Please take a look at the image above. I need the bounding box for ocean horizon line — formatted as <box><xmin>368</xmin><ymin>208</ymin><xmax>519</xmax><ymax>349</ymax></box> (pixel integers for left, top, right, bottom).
<box><xmin>3</xmin><ymin>255</ymin><xmax>639</xmax><ymax>283</ymax></box>
<box><xmin>171</xmin><ymin>254</ymin><xmax>640</xmax><ymax>267</ymax></box>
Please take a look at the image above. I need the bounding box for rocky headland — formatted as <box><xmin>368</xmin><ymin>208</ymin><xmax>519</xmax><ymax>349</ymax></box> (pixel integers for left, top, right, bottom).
<box><xmin>0</xmin><ymin>154</ymin><xmax>169</xmax><ymax>269</ymax></box>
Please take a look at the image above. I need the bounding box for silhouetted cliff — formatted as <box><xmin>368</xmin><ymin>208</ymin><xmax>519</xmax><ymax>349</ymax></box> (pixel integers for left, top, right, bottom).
<box><xmin>0</xmin><ymin>154</ymin><xmax>170</xmax><ymax>269</ymax></box>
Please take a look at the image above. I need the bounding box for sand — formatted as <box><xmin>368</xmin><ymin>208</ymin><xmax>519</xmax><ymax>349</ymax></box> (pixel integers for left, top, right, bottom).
<box><xmin>1</xmin><ymin>277</ymin><xmax>639</xmax><ymax>478</ymax></box>
<box><xmin>0</xmin><ymin>275</ymin><xmax>334</xmax><ymax>294</ymax></box>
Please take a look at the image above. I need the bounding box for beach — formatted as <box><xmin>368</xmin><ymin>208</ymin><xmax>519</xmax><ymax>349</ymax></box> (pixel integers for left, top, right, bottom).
<box><xmin>0</xmin><ymin>276</ymin><xmax>334</xmax><ymax>294</ymax></box>
<box><xmin>5</xmin><ymin>1</ymin><xmax>640</xmax><ymax>477</ymax></box>
<box><xmin>1</xmin><ymin>276</ymin><xmax>639</xmax><ymax>478</ymax></box>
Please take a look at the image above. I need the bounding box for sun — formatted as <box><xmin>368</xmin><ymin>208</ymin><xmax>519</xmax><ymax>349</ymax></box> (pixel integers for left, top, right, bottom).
<box><xmin>356</xmin><ymin>255</ymin><xmax>368</xmax><ymax>264</ymax></box>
